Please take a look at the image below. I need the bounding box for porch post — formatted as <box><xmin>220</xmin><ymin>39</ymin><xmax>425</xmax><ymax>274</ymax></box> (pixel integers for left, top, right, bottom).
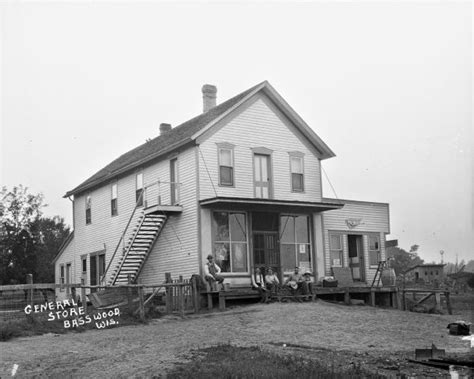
<box><xmin>313</xmin><ymin>213</ymin><xmax>325</xmax><ymax>281</ymax></box>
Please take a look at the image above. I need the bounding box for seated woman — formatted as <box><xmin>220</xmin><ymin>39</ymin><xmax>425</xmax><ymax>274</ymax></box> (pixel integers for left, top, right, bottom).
<box><xmin>251</xmin><ymin>267</ymin><xmax>269</xmax><ymax>303</ymax></box>
<box><xmin>265</xmin><ymin>267</ymin><xmax>280</xmax><ymax>295</ymax></box>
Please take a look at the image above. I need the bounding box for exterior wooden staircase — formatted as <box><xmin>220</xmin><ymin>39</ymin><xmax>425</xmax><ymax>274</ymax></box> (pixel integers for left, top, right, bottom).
<box><xmin>110</xmin><ymin>213</ymin><xmax>167</xmax><ymax>285</ymax></box>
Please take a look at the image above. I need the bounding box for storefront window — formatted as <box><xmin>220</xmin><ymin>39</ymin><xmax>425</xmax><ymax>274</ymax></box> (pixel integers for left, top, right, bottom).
<box><xmin>212</xmin><ymin>212</ymin><xmax>248</xmax><ymax>272</ymax></box>
<box><xmin>280</xmin><ymin>215</ymin><xmax>311</xmax><ymax>272</ymax></box>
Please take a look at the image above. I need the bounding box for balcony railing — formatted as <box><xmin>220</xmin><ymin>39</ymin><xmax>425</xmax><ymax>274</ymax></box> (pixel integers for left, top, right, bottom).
<box><xmin>143</xmin><ymin>180</ymin><xmax>182</xmax><ymax>208</ymax></box>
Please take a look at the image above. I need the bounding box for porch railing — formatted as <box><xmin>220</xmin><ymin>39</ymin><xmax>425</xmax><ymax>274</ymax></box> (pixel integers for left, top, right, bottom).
<box><xmin>143</xmin><ymin>180</ymin><xmax>182</xmax><ymax>208</ymax></box>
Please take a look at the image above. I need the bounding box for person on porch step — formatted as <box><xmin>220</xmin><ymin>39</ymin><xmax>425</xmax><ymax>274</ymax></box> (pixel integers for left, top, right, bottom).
<box><xmin>303</xmin><ymin>270</ymin><xmax>315</xmax><ymax>300</ymax></box>
<box><xmin>251</xmin><ymin>267</ymin><xmax>269</xmax><ymax>303</ymax></box>
<box><xmin>204</xmin><ymin>254</ymin><xmax>225</xmax><ymax>291</ymax></box>
<box><xmin>285</xmin><ymin>266</ymin><xmax>309</xmax><ymax>295</ymax></box>
<box><xmin>265</xmin><ymin>267</ymin><xmax>280</xmax><ymax>294</ymax></box>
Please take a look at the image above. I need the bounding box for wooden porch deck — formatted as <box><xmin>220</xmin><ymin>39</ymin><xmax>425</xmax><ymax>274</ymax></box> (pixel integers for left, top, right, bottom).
<box><xmin>212</xmin><ymin>285</ymin><xmax>399</xmax><ymax>311</ymax></box>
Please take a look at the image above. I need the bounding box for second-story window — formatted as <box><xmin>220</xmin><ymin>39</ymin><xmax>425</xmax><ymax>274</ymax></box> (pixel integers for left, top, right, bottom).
<box><xmin>111</xmin><ymin>182</ymin><xmax>118</xmax><ymax>216</ymax></box>
<box><xmin>136</xmin><ymin>172</ymin><xmax>143</xmax><ymax>207</ymax></box>
<box><xmin>217</xmin><ymin>144</ymin><xmax>234</xmax><ymax>186</ymax></box>
<box><xmin>290</xmin><ymin>155</ymin><xmax>304</xmax><ymax>192</ymax></box>
<box><xmin>85</xmin><ymin>194</ymin><xmax>92</xmax><ymax>224</ymax></box>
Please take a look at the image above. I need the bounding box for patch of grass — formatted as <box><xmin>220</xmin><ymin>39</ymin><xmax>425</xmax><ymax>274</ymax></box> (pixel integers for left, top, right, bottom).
<box><xmin>0</xmin><ymin>315</ymin><xmax>68</xmax><ymax>341</ymax></box>
<box><xmin>166</xmin><ymin>344</ymin><xmax>381</xmax><ymax>378</ymax></box>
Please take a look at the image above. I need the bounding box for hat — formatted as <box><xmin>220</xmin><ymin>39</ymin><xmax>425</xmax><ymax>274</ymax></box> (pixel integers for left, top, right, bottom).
<box><xmin>303</xmin><ymin>270</ymin><xmax>313</xmax><ymax>276</ymax></box>
<box><xmin>207</xmin><ymin>254</ymin><xmax>213</xmax><ymax>260</ymax></box>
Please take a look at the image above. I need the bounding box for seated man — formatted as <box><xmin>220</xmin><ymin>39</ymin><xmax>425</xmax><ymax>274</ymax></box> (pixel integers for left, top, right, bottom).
<box><xmin>265</xmin><ymin>267</ymin><xmax>280</xmax><ymax>294</ymax></box>
<box><xmin>204</xmin><ymin>254</ymin><xmax>225</xmax><ymax>291</ymax></box>
<box><xmin>285</xmin><ymin>266</ymin><xmax>309</xmax><ymax>296</ymax></box>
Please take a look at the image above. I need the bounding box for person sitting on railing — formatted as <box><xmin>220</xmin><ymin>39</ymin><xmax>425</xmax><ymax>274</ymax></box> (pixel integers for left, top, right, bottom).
<box><xmin>204</xmin><ymin>254</ymin><xmax>225</xmax><ymax>291</ymax></box>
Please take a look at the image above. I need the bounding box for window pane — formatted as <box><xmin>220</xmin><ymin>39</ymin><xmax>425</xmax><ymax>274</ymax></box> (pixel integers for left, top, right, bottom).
<box><xmin>291</xmin><ymin>157</ymin><xmax>302</xmax><ymax>173</ymax></box>
<box><xmin>230</xmin><ymin>213</ymin><xmax>246</xmax><ymax>241</ymax></box>
<box><xmin>112</xmin><ymin>184</ymin><xmax>118</xmax><ymax>199</ymax></box>
<box><xmin>295</xmin><ymin>216</ymin><xmax>309</xmax><ymax>243</ymax></box>
<box><xmin>369</xmin><ymin>251</ymin><xmax>379</xmax><ymax>266</ymax></box>
<box><xmin>99</xmin><ymin>254</ymin><xmax>105</xmax><ymax>277</ymax></box>
<box><xmin>213</xmin><ymin>212</ymin><xmax>229</xmax><ymax>241</ymax></box>
<box><xmin>260</xmin><ymin>156</ymin><xmax>268</xmax><ymax>181</ymax></box>
<box><xmin>280</xmin><ymin>216</ymin><xmax>295</xmax><ymax>243</ymax></box>
<box><xmin>254</xmin><ymin>156</ymin><xmax>261</xmax><ymax>181</ymax></box>
<box><xmin>330</xmin><ymin>234</ymin><xmax>341</xmax><ymax>250</ymax></box>
<box><xmin>136</xmin><ymin>173</ymin><xmax>143</xmax><ymax>189</ymax></box>
<box><xmin>369</xmin><ymin>236</ymin><xmax>379</xmax><ymax>250</ymax></box>
<box><xmin>220</xmin><ymin>166</ymin><xmax>233</xmax><ymax>185</ymax></box>
<box><xmin>281</xmin><ymin>244</ymin><xmax>296</xmax><ymax>272</ymax></box>
<box><xmin>214</xmin><ymin>243</ymin><xmax>230</xmax><ymax>272</ymax></box>
<box><xmin>292</xmin><ymin>173</ymin><xmax>304</xmax><ymax>191</ymax></box>
<box><xmin>220</xmin><ymin>149</ymin><xmax>232</xmax><ymax>166</ymax></box>
<box><xmin>82</xmin><ymin>259</ymin><xmax>87</xmax><ymax>272</ymax></box>
<box><xmin>86</xmin><ymin>196</ymin><xmax>91</xmax><ymax>208</ymax></box>
<box><xmin>231</xmin><ymin>243</ymin><xmax>247</xmax><ymax>272</ymax></box>
<box><xmin>330</xmin><ymin>250</ymin><xmax>342</xmax><ymax>266</ymax></box>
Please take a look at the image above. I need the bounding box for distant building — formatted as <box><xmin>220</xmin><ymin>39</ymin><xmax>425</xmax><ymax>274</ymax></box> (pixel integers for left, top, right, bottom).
<box><xmin>405</xmin><ymin>264</ymin><xmax>445</xmax><ymax>283</ymax></box>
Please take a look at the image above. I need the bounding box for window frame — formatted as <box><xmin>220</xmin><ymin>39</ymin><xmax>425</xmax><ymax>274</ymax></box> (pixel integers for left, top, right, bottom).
<box><xmin>85</xmin><ymin>194</ymin><xmax>92</xmax><ymax>225</ymax></box>
<box><xmin>111</xmin><ymin>182</ymin><xmax>118</xmax><ymax>216</ymax></box>
<box><xmin>329</xmin><ymin>233</ymin><xmax>343</xmax><ymax>267</ymax></box>
<box><xmin>217</xmin><ymin>143</ymin><xmax>235</xmax><ymax>187</ymax></box>
<box><xmin>136</xmin><ymin>171</ymin><xmax>144</xmax><ymax>207</ymax></box>
<box><xmin>368</xmin><ymin>234</ymin><xmax>381</xmax><ymax>267</ymax></box>
<box><xmin>288</xmin><ymin>152</ymin><xmax>305</xmax><ymax>193</ymax></box>
<box><xmin>59</xmin><ymin>263</ymin><xmax>65</xmax><ymax>292</ymax></box>
<box><xmin>90</xmin><ymin>250</ymin><xmax>106</xmax><ymax>292</ymax></box>
<box><xmin>81</xmin><ymin>255</ymin><xmax>87</xmax><ymax>285</ymax></box>
<box><xmin>211</xmin><ymin>210</ymin><xmax>249</xmax><ymax>274</ymax></box>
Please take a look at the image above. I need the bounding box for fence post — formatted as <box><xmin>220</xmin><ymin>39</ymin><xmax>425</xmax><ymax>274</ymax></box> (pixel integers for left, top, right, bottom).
<box><xmin>191</xmin><ymin>277</ymin><xmax>199</xmax><ymax>312</ymax></box>
<box><xmin>445</xmin><ymin>291</ymin><xmax>452</xmax><ymax>315</ymax></box>
<box><xmin>26</xmin><ymin>274</ymin><xmax>34</xmax><ymax>307</ymax></box>
<box><xmin>81</xmin><ymin>278</ymin><xmax>87</xmax><ymax>314</ymax></box>
<box><xmin>138</xmin><ymin>284</ymin><xmax>145</xmax><ymax>321</ymax></box>
<box><xmin>179</xmin><ymin>275</ymin><xmax>185</xmax><ymax>317</ymax></box>
<box><xmin>165</xmin><ymin>273</ymin><xmax>172</xmax><ymax>314</ymax></box>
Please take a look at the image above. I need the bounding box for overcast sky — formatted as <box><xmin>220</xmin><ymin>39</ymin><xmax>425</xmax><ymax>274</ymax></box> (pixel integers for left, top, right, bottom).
<box><xmin>1</xmin><ymin>1</ymin><xmax>472</xmax><ymax>264</ymax></box>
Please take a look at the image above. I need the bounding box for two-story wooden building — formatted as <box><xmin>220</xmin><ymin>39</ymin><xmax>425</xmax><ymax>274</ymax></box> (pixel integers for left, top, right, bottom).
<box><xmin>54</xmin><ymin>81</ymin><xmax>390</xmax><ymax>298</ymax></box>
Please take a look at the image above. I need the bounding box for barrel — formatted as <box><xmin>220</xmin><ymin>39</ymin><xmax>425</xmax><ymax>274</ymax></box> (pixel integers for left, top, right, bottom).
<box><xmin>381</xmin><ymin>268</ymin><xmax>396</xmax><ymax>286</ymax></box>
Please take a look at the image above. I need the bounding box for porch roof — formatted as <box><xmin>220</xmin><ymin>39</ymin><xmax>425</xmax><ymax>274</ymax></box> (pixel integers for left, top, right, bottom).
<box><xmin>199</xmin><ymin>197</ymin><xmax>344</xmax><ymax>213</ymax></box>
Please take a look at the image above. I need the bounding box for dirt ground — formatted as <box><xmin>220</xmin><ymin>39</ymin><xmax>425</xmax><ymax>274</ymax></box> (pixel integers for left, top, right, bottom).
<box><xmin>0</xmin><ymin>299</ymin><xmax>473</xmax><ymax>378</ymax></box>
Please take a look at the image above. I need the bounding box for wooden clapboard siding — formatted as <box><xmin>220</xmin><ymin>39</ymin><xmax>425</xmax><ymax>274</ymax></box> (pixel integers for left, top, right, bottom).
<box><xmin>55</xmin><ymin>148</ymin><xmax>196</xmax><ymax>289</ymax></box>
<box><xmin>198</xmin><ymin>93</ymin><xmax>323</xmax><ymax>202</ymax></box>
<box><xmin>138</xmin><ymin>148</ymin><xmax>199</xmax><ymax>284</ymax></box>
<box><xmin>322</xmin><ymin>199</ymin><xmax>389</xmax><ymax>283</ymax></box>
<box><xmin>54</xmin><ymin>236</ymin><xmax>76</xmax><ymax>301</ymax></box>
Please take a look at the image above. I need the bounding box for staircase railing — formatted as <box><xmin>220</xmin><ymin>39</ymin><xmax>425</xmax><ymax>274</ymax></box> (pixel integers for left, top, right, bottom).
<box><xmin>101</xmin><ymin>191</ymin><xmax>145</xmax><ymax>285</ymax></box>
<box><xmin>143</xmin><ymin>180</ymin><xmax>182</xmax><ymax>208</ymax></box>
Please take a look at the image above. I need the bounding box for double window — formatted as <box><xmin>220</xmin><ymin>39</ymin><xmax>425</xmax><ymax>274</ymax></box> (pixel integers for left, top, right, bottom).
<box><xmin>212</xmin><ymin>211</ymin><xmax>248</xmax><ymax>273</ymax></box>
<box><xmin>85</xmin><ymin>194</ymin><xmax>92</xmax><ymax>224</ymax></box>
<box><xmin>280</xmin><ymin>215</ymin><xmax>311</xmax><ymax>272</ymax></box>
<box><xmin>368</xmin><ymin>234</ymin><xmax>381</xmax><ymax>266</ymax></box>
<box><xmin>217</xmin><ymin>143</ymin><xmax>235</xmax><ymax>187</ymax></box>
<box><xmin>329</xmin><ymin>233</ymin><xmax>343</xmax><ymax>267</ymax></box>
<box><xmin>111</xmin><ymin>182</ymin><xmax>118</xmax><ymax>216</ymax></box>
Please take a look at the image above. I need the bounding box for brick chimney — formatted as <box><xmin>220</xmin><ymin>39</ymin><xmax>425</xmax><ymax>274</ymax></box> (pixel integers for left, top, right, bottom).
<box><xmin>202</xmin><ymin>84</ymin><xmax>217</xmax><ymax>112</ymax></box>
<box><xmin>160</xmin><ymin>123</ymin><xmax>172</xmax><ymax>135</ymax></box>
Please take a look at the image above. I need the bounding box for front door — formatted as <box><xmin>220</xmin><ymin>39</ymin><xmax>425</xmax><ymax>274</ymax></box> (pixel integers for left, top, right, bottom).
<box><xmin>253</xmin><ymin>232</ymin><xmax>280</xmax><ymax>274</ymax></box>
<box><xmin>254</xmin><ymin>154</ymin><xmax>271</xmax><ymax>198</ymax></box>
<box><xmin>348</xmin><ymin>235</ymin><xmax>365</xmax><ymax>281</ymax></box>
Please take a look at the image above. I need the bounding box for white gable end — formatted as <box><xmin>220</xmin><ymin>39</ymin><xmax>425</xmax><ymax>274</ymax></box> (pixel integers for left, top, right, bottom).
<box><xmin>198</xmin><ymin>93</ymin><xmax>323</xmax><ymax>202</ymax></box>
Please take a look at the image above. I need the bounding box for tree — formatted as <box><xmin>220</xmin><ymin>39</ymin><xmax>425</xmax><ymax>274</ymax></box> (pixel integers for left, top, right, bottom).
<box><xmin>0</xmin><ymin>186</ymin><xmax>69</xmax><ymax>284</ymax></box>
<box><xmin>386</xmin><ymin>245</ymin><xmax>424</xmax><ymax>276</ymax></box>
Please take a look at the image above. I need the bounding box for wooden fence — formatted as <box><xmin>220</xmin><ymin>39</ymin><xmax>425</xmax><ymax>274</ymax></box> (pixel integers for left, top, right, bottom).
<box><xmin>0</xmin><ymin>273</ymin><xmax>201</xmax><ymax>322</ymax></box>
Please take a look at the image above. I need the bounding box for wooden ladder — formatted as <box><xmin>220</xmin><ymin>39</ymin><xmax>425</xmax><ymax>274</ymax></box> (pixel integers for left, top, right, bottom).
<box><xmin>371</xmin><ymin>260</ymin><xmax>387</xmax><ymax>287</ymax></box>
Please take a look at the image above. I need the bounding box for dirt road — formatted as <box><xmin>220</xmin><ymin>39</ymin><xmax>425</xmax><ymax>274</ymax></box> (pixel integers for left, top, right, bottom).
<box><xmin>1</xmin><ymin>301</ymin><xmax>472</xmax><ymax>378</ymax></box>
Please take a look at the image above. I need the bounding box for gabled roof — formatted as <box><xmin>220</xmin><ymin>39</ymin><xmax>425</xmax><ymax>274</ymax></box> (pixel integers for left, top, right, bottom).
<box><xmin>65</xmin><ymin>81</ymin><xmax>335</xmax><ymax>197</ymax></box>
<box><xmin>52</xmin><ymin>231</ymin><xmax>74</xmax><ymax>263</ymax></box>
